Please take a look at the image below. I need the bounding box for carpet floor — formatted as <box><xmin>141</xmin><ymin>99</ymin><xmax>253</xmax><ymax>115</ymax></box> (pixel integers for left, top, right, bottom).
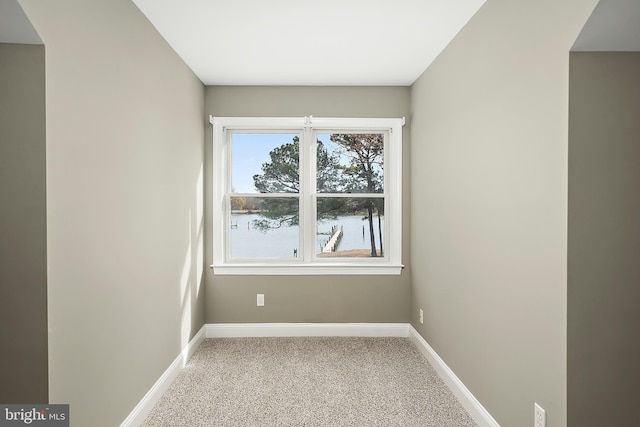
<box><xmin>142</xmin><ymin>337</ymin><xmax>478</xmax><ymax>427</ymax></box>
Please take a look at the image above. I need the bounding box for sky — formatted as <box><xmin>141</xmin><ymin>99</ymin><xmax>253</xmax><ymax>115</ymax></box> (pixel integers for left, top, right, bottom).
<box><xmin>231</xmin><ymin>133</ymin><xmax>299</xmax><ymax>193</ymax></box>
<box><xmin>231</xmin><ymin>133</ymin><xmax>338</xmax><ymax>193</ymax></box>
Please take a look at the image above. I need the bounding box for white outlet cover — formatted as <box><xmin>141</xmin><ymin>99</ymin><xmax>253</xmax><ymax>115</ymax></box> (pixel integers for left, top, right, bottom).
<box><xmin>534</xmin><ymin>403</ymin><xmax>546</xmax><ymax>427</ymax></box>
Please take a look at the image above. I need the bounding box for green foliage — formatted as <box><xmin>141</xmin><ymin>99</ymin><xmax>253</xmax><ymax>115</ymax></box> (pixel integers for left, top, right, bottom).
<box><xmin>251</xmin><ymin>197</ymin><xmax>299</xmax><ymax>232</ymax></box>
<box><xmin>329</xmin><ymin>133</ymin><xmax>384</xmax><ymax>193</ymax></box>
<box><xmin>250</xmin><ymin>136</ymin><xmax>344</xmax><ymax>232</ymax></box>
<box><xmin>253</xmin><ymin>137</ymin><xmax>300</xmax><ymax>193</ymax></box>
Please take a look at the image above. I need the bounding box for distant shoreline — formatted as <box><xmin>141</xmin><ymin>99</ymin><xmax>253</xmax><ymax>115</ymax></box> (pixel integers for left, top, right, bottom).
<box><xmin>231</xmin><ymin>210</ymin><xmax>263</xmax><ymax>214</ymax></box>
<box><xmin>231</xmin><ymin>210</ymin><xmax>380</xmax><ymax>218</ymax></box>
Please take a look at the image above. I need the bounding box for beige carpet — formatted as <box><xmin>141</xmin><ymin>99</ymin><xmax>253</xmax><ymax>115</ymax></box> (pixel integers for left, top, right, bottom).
<box><xmin>142</xmin><ymin>337</ymin><xmax>478</xmax><ymax>427</ymax></box>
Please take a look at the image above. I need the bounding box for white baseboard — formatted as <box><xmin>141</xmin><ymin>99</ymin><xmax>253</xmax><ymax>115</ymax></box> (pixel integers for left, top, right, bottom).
<box><xmin>205</xmin><ymin>322</ymin><xmax>410</xmax><ymax>338</ymax></box>
<box><xmin>120</xmin><ymin>325</ymin><xmax>206</xmax><ymax>427</ymax></box>
<box><xmin>408</xmin><ymin>325</ymin><xmax>500</xmax><ymax>427</ymax></box>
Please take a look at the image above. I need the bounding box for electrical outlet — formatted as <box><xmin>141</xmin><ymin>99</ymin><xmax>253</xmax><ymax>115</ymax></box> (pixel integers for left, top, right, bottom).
<box><xmin>534</xmin><ymin>403</ymin><xmax>546</xmax><ymax>427</ymax></box>
<box><xmin>257</xmin><ymin>293</ymin><xmax>264</xmax><ymax>307</ymax></box>
<box><xmin>419</xmin><ymin>309</ymin><xmax>424</xmax><ymax>324</ymax></box>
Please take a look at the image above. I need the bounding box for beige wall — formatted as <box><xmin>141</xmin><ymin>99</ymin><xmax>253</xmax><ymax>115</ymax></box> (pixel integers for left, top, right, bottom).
<box><xmin>0</xmin><ymin>43</ymin><xmax>47</xmax><ymax>403</ymax></box>
<box><xmin>205</xmin><ymin>86</ymin><xmax>410</xmax><ymax>323</ymax></box>
<box><xmin>19</xmin><ymin>0</ymin><xmax>205</xmax><ymax>425</ymax></box>
<box><xmin>568</xmin><ymin>52</ymin><xmax>640</xmax><ymax>427</ymax></box>
<box><xmin>410</xmin><ymin>0</ymin><xmax>598</xmax><ymax>426</ymax></box>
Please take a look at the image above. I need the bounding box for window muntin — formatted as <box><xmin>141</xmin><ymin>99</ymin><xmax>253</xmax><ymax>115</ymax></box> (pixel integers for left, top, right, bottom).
<box><xmin>211</xmin><ymin>116</ymin><xmax>403</xmax><ymax>275</ymax></box>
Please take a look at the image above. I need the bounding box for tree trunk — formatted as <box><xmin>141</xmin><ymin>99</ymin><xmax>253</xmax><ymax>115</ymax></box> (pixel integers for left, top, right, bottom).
<box><xmin>367</xmin><ymin>204</ymin><xmax>377</xmax><ymax>257</ymax></box>
<box><xmin>377</xmin><ymin>208</ymin><xmax>383</xmax><ymax>256</ymax></box>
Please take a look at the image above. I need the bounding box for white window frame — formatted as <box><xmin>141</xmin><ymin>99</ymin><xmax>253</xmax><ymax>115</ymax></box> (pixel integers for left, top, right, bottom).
<box><xmin>210</xmin><ymin>116</ymin><xmax>403</xmax><ymax>275</ymax></box>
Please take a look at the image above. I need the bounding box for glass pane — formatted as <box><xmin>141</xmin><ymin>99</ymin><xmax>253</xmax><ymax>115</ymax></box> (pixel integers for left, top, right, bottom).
<box><xmin>316</xmin><ymin>197</ymin><xmax>385</xmax><ymax>258</ymax></box>
<box><xmin>230</xmin><ymin>196</ymin><xmax>299</xmax><ymax>259</ymax></box>
<box><xmin>316</xmin><ymin>133</ymin><xmax>384</xmax><ymax>193</ymax></box>
<box><xmin>231</xmin><ymin>133</ymin><xmax>300</xmax><ymax>194</ymax></box>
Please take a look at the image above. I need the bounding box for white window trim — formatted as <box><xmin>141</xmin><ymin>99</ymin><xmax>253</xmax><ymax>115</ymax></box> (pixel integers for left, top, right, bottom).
<box><xmin>210</xmin><ymin>115</ymin><xmax>404</xmax><ymax>275</ymax></box>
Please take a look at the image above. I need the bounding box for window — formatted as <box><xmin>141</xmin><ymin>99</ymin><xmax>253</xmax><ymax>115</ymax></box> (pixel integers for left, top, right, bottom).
<box><xmin>211</xmin><ymin>116</ymin><xmax>403</xmax><ymax>275</ymax></box>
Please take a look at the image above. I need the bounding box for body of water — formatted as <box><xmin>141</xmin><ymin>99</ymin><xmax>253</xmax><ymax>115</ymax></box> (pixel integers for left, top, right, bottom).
<box><xmin>229</xmin><ymin>214</ymin><xmax>384</xmax><ymax>259</ymax></box>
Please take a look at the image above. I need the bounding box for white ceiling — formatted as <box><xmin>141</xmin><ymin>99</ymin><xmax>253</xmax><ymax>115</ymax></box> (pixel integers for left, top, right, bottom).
<box><xmin>572</xmin><ymin>0</ymin><xmax>640</xmax><ymax>51</ymax></box>
<box><xmin>131</xmin><ymin>0</ymin><xmax>486</xmax><ymax>86</ymax></box>
<box><xmin>0</xmin><ymin>0</ymin><xmax>42</xmax><ymax>44</ymax></box>
<box><xmin>4</xmin><ymin>0</ymin><xmax>639</xmax><ymax>84</ymax></box>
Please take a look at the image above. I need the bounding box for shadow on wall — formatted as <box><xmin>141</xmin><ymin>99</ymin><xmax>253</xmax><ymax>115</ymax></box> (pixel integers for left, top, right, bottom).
<box><xmin>179</xmin><ymin>163</ymin><xmax>205</xmax><ymax>351</ymax></box>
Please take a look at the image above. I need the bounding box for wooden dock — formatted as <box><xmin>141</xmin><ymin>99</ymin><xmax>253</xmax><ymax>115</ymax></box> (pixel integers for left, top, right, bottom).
<box><xmin>321</xmin><ymin>226</ymin><xmax>343</xmax><ymax>253</ymax></box>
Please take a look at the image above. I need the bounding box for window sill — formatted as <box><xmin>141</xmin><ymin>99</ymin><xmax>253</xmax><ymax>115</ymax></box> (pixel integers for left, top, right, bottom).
<box><xmin>210</xmin><ymin>263</ymin><xmax>404</xmax><ymax>276</ymax></box>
